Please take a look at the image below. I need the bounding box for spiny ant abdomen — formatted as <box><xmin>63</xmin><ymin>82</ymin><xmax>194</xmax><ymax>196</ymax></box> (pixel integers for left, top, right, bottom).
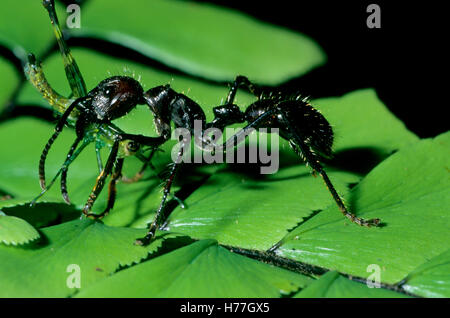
<box><xmin>245</xmin><ymin>98</ymin><xmax>334</xmax><ymax>158</ymax></box>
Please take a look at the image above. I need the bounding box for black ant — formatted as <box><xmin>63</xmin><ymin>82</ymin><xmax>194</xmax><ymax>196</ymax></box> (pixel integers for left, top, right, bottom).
<box><xmin>27</xmin><ymin>0</ymin><xmax>380</xmax><ymax>247</ymax></box>
<box><xmin>135</xmin><ymin>76</ymin><xmax>381</xmax><ymax>245</ymax></box>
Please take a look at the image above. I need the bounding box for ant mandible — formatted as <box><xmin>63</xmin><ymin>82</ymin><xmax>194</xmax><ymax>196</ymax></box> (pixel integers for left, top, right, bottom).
<box><xmin>27</xmin><ymin>0</ymin><xmax>380</xmax><ymax>247</ymax></box>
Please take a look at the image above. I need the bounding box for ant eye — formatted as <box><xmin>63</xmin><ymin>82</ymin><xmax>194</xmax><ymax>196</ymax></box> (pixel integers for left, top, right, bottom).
<box><xmin>126</xmin><ymin>141</ymin><xmax>140</xmax><ymax>152</ymax></box>
<box><xmin>104</xmin><ymin>85</ymin><xmax>116</xmax><ymax>96</ymax></box>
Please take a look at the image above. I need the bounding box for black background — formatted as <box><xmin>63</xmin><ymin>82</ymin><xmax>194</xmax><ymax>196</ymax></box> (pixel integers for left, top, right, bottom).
<box><xmin>197</xmin><ymin>0</ymin><xmax>447</xmax><ymax>138</ymax></box>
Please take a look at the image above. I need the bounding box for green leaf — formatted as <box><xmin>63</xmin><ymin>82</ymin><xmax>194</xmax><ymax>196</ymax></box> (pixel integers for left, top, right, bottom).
<box><xmin>0</xmin><ymin>213</ymin><xmax>40</xmax><ymax>246</ymax></box>
<box><xmin>158</xmin><ymin>89</ymin><xmax>418</xmax><ymax>250</ymax></box>
<box><xmin>313</xmin><ymin>89</ymin><xmax>419</xmax><ymax>156</ymax></box>
<box><xmin>76</xmin><ymin>239</ymin><xmax>311</xmax><ymax>298</ymax></box>
<box><xmin>0</xmin><ymin>56</ymin><xmax>20</xmax><ymax>111</ymax></box>
<box><xmin>0</xmin><ymin>200</ymin><xmax>80</xmax><ymax>229</ymax></box>
<box><xmin>0</xmin><ymin>0</ymin><xmax>66</xmax><ymax>60</ymax></box>
<box><xmin>0</xmin><ymin>116</ymin><xmax>164</xmax><ymax>228</ymax></box>
<box><xmin>74</xmin><ymin>0</ymin><xmax>325</xmax><ymax>84</ymax></box>
<box><xmin>165</xmin><ymin>165</ymin><xmax>360</xmax><ymax>250</ymax></box>
<box><xmin>401</xmin><ymin>249</ymin><xmax>450</xmax><ymax>298</ymax></box>
<box><xmin>277</xmin><ymin>132</ymin><xmax>450</xmax><ymax>284</ymax></box>
<box><xmin>0</xmin><ymin>117</ymin><xmax>101</xmax><ymax>203</ymax></box>
<box><xmin>294</xmin><ymin>271</ymin><xmax>409</xmax><ymax>298</ymax></box>
<box><xmin>0</xmin><ymin>0</ymin><xmax>440</xmax><ymax>300</ymax></box>
<box><xmin>0</xmin><ymin>219</ymin><xmax>178</xmax><ymax>297</ymax></box>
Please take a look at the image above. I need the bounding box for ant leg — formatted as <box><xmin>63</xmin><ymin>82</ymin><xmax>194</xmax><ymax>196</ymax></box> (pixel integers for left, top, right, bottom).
<box><xmin>120</xmin><ymin>133</ymin><xmax>167</xmax><ymax>148</ymax></box>
<box><xmin>135</xmin><ymin>143</ymin><xmax>185</xmax><ymax>246</ymax></box>
<box><xmin>42</xmin><ymin>0</ymin><xmax>87</xmax><ymax>97</ymax></box>
<box><xmin>31</xmin><ymin>135</ymin><xmax>89</xmax><ymax>206</ymax></box>
<box><xmin>83</xmin><ymin>140</ymin><xmax>120</xmax><ymax>219</ymax></box>
<box><xmin>168</xmin><ymin>194</ymin><xmax>186</xmax><ymax>209</ymax></box>
<box><xmin>95</xmin><ymin>140</ymin><xmax>104</xmax><ymax>174</ymax></box>
<box><xmin>204</xmin><ymin>75</ymin><xmax>259</xmax><ymax>133</ymax></box>
<box><xmin>226</xmin><ymin>75</ymin><xmax>261</xmax><ymax>104</ymax></box>
<box><xmin>205</xmin><ymin>104</ymin><xmax>245</xmax><ymax>134</ymax></box>
<box><xmin>85</xmin><ymin>157</ymin><xmax>124</xmax><ymax>220</ymax></box>
<box><xmin>60</xmin><ymin>136</ymin><xmax>82</xmax><ymax>204</ymax></box>
<box><xmin>25</xmin><ymin>54</ymin><xmax>73</xmax><ymax>114</ymax></box>
<box><xmin>280</xmin><ymin>112</ymin><xmax>380</xmax><ymax>227</ymax></box>
<box><xmin>38</xmin><ymin>98</ymin><xmax>82</xmax><ymax>190</ymax></box>
<box><xmin>208</xmin><ymin>108</ymin><xmax>278</xmax><ymax>152</ymax></box>
<box><xmin>101</xmin><ymin>158</ymin><xmax>124</xmax><ymax>217</ymax></box>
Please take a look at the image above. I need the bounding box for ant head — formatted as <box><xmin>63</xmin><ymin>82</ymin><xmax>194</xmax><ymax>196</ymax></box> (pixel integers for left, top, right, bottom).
<box><xmin>88</xmin><ymin>76</ymin><xmax>144</xmax><ymax>121</ymax></box>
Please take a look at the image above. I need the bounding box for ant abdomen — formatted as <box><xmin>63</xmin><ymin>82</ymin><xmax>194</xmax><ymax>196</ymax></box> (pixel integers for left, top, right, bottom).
<box><xmin>244</xmin><ymin>99</ymin><xmax>334</xmax><ymax>158</ymax></box>
<box><xmin>280</xmin><ymin>100</ymin><xmax>334</xmax><ymax>158</ymax></box>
